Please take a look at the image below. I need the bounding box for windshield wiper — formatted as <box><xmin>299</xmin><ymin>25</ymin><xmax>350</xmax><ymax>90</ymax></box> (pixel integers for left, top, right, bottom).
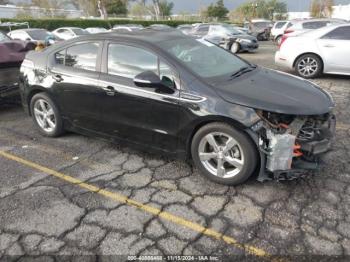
<box><xmin>230</xmin><ymin>65</ymin><xmax>257</xmax><ymax>79</ymax></box>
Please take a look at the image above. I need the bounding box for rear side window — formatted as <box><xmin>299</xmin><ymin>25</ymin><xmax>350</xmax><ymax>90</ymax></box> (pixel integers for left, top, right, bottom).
<box><xmin>107</xmin><ymin>44</ymin><xmax>158</xmax><ymax>78</ymax></box>
<box><xmin>322</xmin><ymin>26</ymin><xmax>350</xmax><ymax>40</ymax></box>
<box><xmin>275</xmin><ymin>22</ymin><xmax>286</xmax><ymax>29</ymax></box>
<box><xmin>65</xmin><ymin>42</ymin><xmax>99</xmax><ymax>71</ymax></box>
<box><xmin>197</xmin><ymin>25</ymin><xmax>209</xmax><ymax>33</ymax></box>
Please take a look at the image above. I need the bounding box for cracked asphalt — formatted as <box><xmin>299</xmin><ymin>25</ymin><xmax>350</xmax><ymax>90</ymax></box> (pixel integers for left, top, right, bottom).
<box><xmin>0</xmin><ymin>41</ymin><xmax>350</xmax><ymax>261</ymax></box>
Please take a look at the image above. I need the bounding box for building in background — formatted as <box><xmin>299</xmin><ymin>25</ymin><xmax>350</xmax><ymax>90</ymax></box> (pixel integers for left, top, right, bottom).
<box><xmin>287</xmin><ymin>4</ymin><xmax>350</xmax><ymax>20</ymax></box>
<box><xmin>0</xmin><ymin>4</ymin><xmax>84</xmax><ymax>19</ymax></box>
<box><xmin>332</xmin><ymin>4</ymin><xmax>350</xmax><ymax>20</ymax></box>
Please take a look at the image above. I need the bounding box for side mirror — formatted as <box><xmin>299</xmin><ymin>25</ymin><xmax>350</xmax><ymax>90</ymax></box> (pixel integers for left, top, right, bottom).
<box><xmin>134</xmin><ymin>71</ymin><xmax>161</xmax><ymax>88</ymax></box>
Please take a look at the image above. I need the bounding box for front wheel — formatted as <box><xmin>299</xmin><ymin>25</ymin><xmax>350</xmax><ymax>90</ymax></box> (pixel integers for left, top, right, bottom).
<box><xmin>191</xmin><ymin>123</ymin><xmax>258</xmax><ymax>185</ymax></box>
<box><xmin>230</xmin><ymin>42</ymin><xmax>240</xmax><ymax>54</ymax></box>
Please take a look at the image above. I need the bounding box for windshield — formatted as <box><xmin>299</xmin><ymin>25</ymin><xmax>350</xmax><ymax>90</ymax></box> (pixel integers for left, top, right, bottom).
<box><xmin>223</xmin><ymin>24</ymin><xmax>243</xmax><ymax>34</ymax></box>
<box><xmin>254</xmin><ymin>22</ymin><xmax>271</xmax><ymax>29</ymax></box>
<box><xmin>159</xmin><ymin>38</ymin><xmax>248</xmax><ymax>78</ymax></box>
<box><xmin>72</xmin><ymin>28</ymin><xmax>89</xmax><ymax>35</ymax></box>
<box><xmin>27</xmin><ymin>30</ymin><xmax>53</xmax><ymax>40</ymax></box>
<box><xmin>0</xmin><ymin>31</ymin><xmax>10</xmax><ymax>42</ymax></box>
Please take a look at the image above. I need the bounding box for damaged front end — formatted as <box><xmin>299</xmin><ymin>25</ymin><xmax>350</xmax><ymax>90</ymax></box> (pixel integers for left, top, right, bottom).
<box><xmin>250</xmin><ymin>110</ymin><xmax>336</xmax><ymax>181</ymax></box>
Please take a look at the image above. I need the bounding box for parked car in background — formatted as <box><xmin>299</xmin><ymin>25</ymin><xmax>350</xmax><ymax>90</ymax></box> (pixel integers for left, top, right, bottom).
<box><xmin>0</xmin><ymin>30</ymin><xmax>11</xmax><ymax>41</ymax></box>
<box><xmin>245</xmin><ymin>19</ymin><xmax>273</xmax><ymax>41</ymax></box>
<box><xmin>283</xmin><ymin>18</ymin><xmax>346</xmax><ymax>38</ymax></box>
<box><xmin>8</xmin><ymin>28</ymin><xmax>59</xmax><ymax>45</ymax></box>
<box><xmin>177</xmin><ymin>24</ymin><xmax>193</xmax><ymax>35</ymax></box>
<box><xmin>271</xmin><ymin>20</ymin><xmax>294</xmax><ymax>45</ymax></box>
<box><xmin>232</xmin><ymin>26</ymin><xmax>250</xmax><ymax>35</ymax></box>
<box><xmin>148</xmin><ymin>24</ymin><xmax>172</xmax><ymax>30</ymax></box>
<box><xmin>85</xmin><ymin>27</ymin><xmax>108</xmax><ymax>34</ymax></box>
<box><xmin>19</xmin><ymin>29</ymin><xmax>335</xmax><ymax>185</ymax></box>
<box><xmin>112</xmin><ymin>24</ymin><xmax>144</xmax><ymax>32</ymax></box>
<box><xmin>201</xmin><ymin>24</ymin><xmax>258</xmax><ymax>53</ymax></box>
<box><xmin>0</xmin><ymin>36</ymin><xmax>35</xmax><ymax>100</ymax></box>
<box><xmin>275</xmin><ymin>24</ymin><xmax>350</xmax><ymax>78</ymax></box>
<box><xmin>52</xmin><ymin>27</ymin><xmax>89</xmax><ymax>40</ymax></box>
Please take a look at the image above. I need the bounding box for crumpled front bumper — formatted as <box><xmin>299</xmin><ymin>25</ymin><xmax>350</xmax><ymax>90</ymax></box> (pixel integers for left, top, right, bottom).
<box><xmin>248</xmin><ymin>114</ymin><xmax>336</xmax><ymax>182</ymax></box>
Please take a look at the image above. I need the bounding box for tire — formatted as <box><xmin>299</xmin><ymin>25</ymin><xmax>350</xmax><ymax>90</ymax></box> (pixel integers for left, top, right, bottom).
<box><xmin>230</xmin><ymin>42</ymin><xmax>240</xmax><ymax>54</ymax></box>
<box><xmin>191</xmin><ymin>123</ymin><xmax>258</xmax><ymax>186</ymax></box>
<box><xmin>30</xmin><ymin>92</ymin><xmax>64</xmax><ymax>137</ymax></box>
<box><xmin>275</xmin><ymin>35</ymin><xmax>282</xmax><ymax>45</ymax></box>
<box><xmin>295</xmin><ymin>54</ymin><xmax>323</xmax><ymax>79</ymax></box>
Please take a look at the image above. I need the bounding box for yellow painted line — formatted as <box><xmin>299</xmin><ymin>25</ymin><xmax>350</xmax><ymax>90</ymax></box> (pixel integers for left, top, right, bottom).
<box><xmin>0</xmin><ymin>150</ymin><xmax>275</xmax><ymax>260</ymax></box>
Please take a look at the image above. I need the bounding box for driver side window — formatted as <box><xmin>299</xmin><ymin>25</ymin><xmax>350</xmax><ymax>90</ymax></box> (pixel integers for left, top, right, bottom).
<box><xmin>107</xmin><ymin>43</ymin><xmax>178</xmax><ymax>90</ymax></box>
<box><xmin>108</xmin><ymin>44</ymin><xmax>158</xmax><ymax>79</ymax></box>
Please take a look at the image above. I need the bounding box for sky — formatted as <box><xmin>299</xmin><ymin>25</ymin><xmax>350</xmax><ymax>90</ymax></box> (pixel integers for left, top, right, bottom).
<box><xmin>8</xmin><ymin>0</ymin><xmax>350</xmax><ymax>13</ymax></box>
<box><xmin>172</xmin><ymin>0</ymin><xmax>350</xmax><ymax>13</ymax></box>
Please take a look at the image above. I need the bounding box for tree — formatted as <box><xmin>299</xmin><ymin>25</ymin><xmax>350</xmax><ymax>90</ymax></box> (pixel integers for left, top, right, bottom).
<box><xmin>310</xmin><ymin>0</ymin><xmax>334</xmax><ymax>18</ymax></box>
<box><xmin>158</xmin><ymin>0</ymin><xmax>174</xmax><ymax>17</ymax></box>
<box><xmin>207</xmin><ymin>0</ymin><xmax>229</xmax><ymax>19</ymax></box>
<box><xmin>130</xmin><ymin>2</ymin><xmax>148</xmax><ymax>17</ymax></box>
<box><xmin>230</xmin><ymin>0</ymin><xmax>287</xmax><ymax>22</ymax></box>
<box><xmin>106</xmin><ymin>0</ymin><xmax>128</xmax><ymax>16</ymax></box>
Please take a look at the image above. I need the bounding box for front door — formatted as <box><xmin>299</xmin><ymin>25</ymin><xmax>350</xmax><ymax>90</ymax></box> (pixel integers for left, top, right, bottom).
<box><xmin>98</xmin><ymin>42</ymin><xmax>181</xmax><ymax>152</ymax></box>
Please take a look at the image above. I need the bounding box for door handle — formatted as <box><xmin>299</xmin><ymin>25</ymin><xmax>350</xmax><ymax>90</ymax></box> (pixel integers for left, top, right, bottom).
<box><xmin>52</xmin><ymin>74</ymin><xmax>63</xmax><ymax>82</ymax></box>
<box><xmin>103</xmin><ymin>86</ymin><xmax>116</xmax><ymax>96</ymax></box>
<box><xmin>324</xmin><ymin>44</ymin><xmax>335</xmax><ymax>48</ymax></box>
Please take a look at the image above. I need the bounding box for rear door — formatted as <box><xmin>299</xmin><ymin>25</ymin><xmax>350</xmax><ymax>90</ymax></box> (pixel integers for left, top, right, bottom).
<box><xmin>317</xmin><ymin>26</ymin><xmax>350</xmax><ymax>74</ymax></box>
<box><xmin>49</xmin><ymin>41</ymin><xmax>105</xmax><ymax>131</ymax></box>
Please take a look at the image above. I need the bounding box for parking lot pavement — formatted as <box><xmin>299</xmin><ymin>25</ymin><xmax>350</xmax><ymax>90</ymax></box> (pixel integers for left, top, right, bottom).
<box><xmin>0</xmin><ymin>41</ymin><xmax>350</xmax><ymax>260</ymax></box>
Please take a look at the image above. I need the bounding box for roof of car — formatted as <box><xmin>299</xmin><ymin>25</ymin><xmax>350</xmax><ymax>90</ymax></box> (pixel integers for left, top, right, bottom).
<box><xmin>57</xmin><ymin>29</ymin><xmax>188</xmax><ymax>47</ymax></box>
<box><xmin>295</xmin><ymin>18</ymin><xmax>347</xmax><ymax>24</ymax></box>
<box><xmin>56</xmin><ymin>27</ymin><xmax>83</xmax><ymax>30</ymax></box>
<box><xmin>10</xmin><ymin>28</ymin><xmax>46</xmax><ymax>33</ymax></box>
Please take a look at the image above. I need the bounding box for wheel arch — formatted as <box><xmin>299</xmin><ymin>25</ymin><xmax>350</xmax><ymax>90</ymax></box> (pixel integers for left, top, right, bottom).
<box><xmin>185</xmin><ymin>116</ymin><xmax>252</xmax><ymax>159</ymax></box>
<box><xmin>293</xmin><ymin>52</ymin><xmax>324</xmax><ymax>71</ymax></box>
<box><xmin>27</xmin><ymin>87</ymin><xmax>56</xmax><ymax>116</ymax></box>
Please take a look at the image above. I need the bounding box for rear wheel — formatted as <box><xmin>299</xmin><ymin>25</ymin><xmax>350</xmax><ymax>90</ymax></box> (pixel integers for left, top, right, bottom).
<box><xmin>295</xmin><ymin>54</ymin><xmax>323</xmax><ymax>79</ymax></box>
<box><xmin>191</xmin><ymin>123</ymin><xmax>258</xmax><ymax>185</ymax></box>
<box><xmin>30</xmin><ymin>93</ymin><xmax>64</xmax><ymax>137</ymax></box>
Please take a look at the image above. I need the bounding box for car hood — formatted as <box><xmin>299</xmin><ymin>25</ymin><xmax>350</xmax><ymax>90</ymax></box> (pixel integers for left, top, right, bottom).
<box><xmin>211</xmin><ymin>67</ymin><xmax>334</xmax><ymax>115</ymax></box>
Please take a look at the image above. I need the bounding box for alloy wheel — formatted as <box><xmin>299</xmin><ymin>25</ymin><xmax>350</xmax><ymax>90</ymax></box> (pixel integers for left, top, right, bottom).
<box><xmin>198</xmin><ymin>132</ymin><xmax>244</xmax><ymax>178</ymax></box>
<box><xmin>33</xmin><ymin>99</ymin><xmax>56</xmax><ymax>133</ymax></box>
<box><xmin>231</xmin><ymin>43</ymin><xmax>240</xmax><ymax>54</ymax></box>
<box><xmin>297</xmin><ymin>57</ymin><xmax>318</xmax><ymax>77</ymax></box>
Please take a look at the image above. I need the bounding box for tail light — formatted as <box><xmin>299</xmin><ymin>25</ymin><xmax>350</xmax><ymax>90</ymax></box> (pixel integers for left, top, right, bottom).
<box><xmin>278</xmin><ymin>35</ymin><xmax>288</xmax><ymax>49</ymax></box>
<box><xmin>284</xmin><ymin>29</ymin><xmax>294</xmax><ymax>35</ymax></box>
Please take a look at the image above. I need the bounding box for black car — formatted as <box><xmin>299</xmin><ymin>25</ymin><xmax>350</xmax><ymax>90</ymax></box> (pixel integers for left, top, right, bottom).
<box><xmin>244</xmin><ymin>20</ymin><xmax>272</xmax><ymax>41</ymax></box>
<box><xmin>19</xmin><ymin>30</ymin><xmax>336</xmax><ymax>185</ymax></box>
<box><xmin>189</xmin><ymin>23</ymin><xmax>258</xmax><ymax>54</ymax></box>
